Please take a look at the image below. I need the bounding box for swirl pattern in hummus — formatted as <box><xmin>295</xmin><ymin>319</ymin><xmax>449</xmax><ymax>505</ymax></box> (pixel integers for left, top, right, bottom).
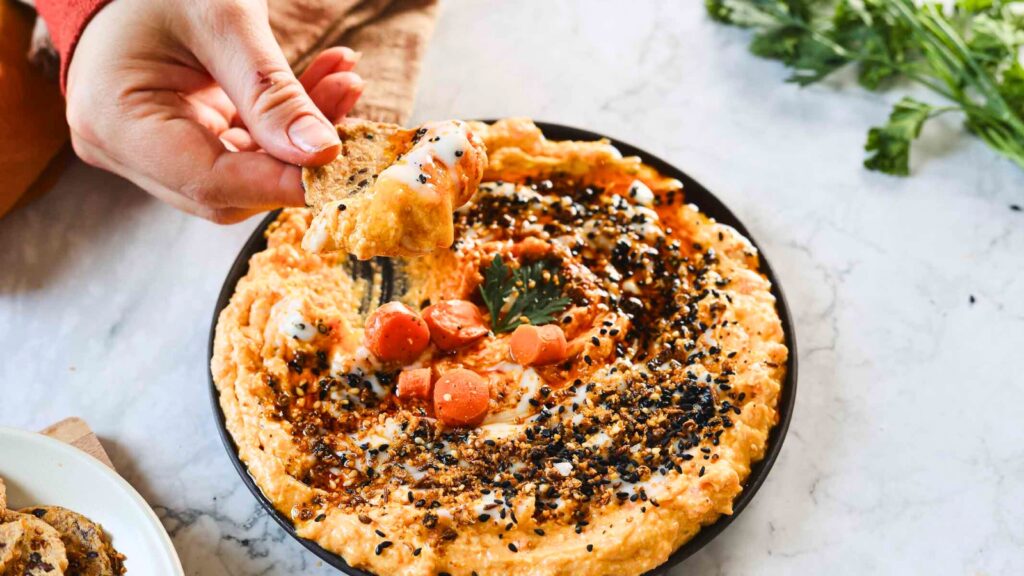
<box><xmin>212</xmin><ymin>119</ymin><xmax>787</xmax><ymax>576</ymax></box>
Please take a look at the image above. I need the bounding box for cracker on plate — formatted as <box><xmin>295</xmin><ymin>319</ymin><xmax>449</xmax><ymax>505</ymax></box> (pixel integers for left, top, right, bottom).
<box><xmin>0</xmin><ymin>520</ymin><xmax>24</xmax><ymax>568</ymax></box>
<box><xmin>21</xmin><ymin>506</ymin><xmax>126</xmax><ymax>575</ymax></box>
<box><xmin>0</xmin><ymin>512</ymin><xmax>69</xmax><ymax>575</ymax></box>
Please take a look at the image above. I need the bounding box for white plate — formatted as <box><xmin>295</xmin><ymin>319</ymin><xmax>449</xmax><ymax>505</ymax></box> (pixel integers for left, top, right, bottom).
<box><xmin>0</xmin><ymin>427</ymin><xmax>184</xmax><ymax>575</ymax></box>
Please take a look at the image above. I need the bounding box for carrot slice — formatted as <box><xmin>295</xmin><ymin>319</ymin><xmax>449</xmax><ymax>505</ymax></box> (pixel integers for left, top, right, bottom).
<box><xmin>423</xmin><ymin>300</ymin><xmax>489</xmax><ymax>351</ymax></box>
<box><xmin>509</xmin><ymin>324</ymin><xmax>568</xmax><ymax>366</ymax></box>
<box><xmin>364</xmin><ymin>301</ymin><xmax>430</xmax><ymax>364</ymax></box>
<box><xmin>433</xmin><ymin>369</ymin><xmax>490</xmax><ymax>427</ymax></box>
<box><xmin>397</xmin><ymin>368</ymin><xmax>433</xmax><ymax>400</ymax></box>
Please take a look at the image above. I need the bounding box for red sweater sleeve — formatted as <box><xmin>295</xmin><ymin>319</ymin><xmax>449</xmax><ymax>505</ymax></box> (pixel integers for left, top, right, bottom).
<box><xmin>36</xmin><ymin>0</ymin><xmax>116</xmax><ymax>91</ymax></box>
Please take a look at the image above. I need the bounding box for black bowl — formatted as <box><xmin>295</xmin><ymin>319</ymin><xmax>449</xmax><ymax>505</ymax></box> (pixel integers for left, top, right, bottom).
<box><xmin>208</xmin><ymin>122</ymin><xmax>798</xmax><ymax>576</ymax></box>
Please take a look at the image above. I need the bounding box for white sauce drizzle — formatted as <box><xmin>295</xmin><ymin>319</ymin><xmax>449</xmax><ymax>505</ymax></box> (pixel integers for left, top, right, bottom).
<box><xmin>278</xmin><ymin>300</ymin><xmax>316</xmax><ymax>341</ymax></box>
<box><xmin>629</xmin><ymin>179</ymin><xmax>655</xmax><ymax>206</ymax></box>
<box><xmin>401</xmin><ymin>464</ymin><xmax>428</xmax><ymax>482</ymax></box>
<box><xmin>377</xmin><ymin>121</ymin><xmax>473</xmax><ymax>195</ymax></box>
<box><xmin>587</xmin><ymin>431</ymin><xmax>612</xmax><ymax>449</ymax></box>
<box><xmin>514</xmin><ymin>368</ymin><xmax>543</xmax><ymax>417</ymax></box>
<box><xmin>553</xmin><ymin>461</ymin><xmax>574</xmax><ymax>477</ymax></box>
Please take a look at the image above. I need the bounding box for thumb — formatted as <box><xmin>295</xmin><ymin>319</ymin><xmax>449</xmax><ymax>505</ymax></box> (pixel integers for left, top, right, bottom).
<box><xmin>188</xmin><ymin>2</ymin><xmax>340</xmax><ymax>166</ymax></box>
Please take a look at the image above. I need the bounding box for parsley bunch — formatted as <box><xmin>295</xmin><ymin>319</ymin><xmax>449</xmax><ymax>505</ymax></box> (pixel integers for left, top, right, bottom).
<box><xmin>707</xmin><ymin>0</ymin><xmax>1024</xmax><ymax>175</ymax></box>
<box><xmin>479</xmin><ymin>255</ymin><xmax>571</xmax><ymax>334</ymax></box>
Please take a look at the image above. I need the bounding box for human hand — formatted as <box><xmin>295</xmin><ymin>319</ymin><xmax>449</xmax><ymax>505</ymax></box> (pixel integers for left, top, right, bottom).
<box><xmin>65</xmin><ymin>0</ymin><xmax>364</xmax><ymax>223</ymax></box>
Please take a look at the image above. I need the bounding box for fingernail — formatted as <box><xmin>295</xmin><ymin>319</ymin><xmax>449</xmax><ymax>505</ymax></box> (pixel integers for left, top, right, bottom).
<box><xmin>288</xmin><ymin>115</ymin><xmax>339</xmax><ymax>154</ymax></box>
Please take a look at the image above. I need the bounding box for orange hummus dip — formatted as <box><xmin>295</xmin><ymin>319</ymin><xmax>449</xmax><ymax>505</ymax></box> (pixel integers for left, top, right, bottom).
<box><xmin>211</xmin><ymin>119</ymin><xmax>787</xmax><ymax>576</ymax></box>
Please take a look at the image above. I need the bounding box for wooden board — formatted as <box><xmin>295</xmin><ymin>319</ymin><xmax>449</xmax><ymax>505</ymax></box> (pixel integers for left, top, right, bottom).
<box><xmin>40</xmin><ymin>417</ymin><xmax>115</xmax><ymax>471</ymax></box>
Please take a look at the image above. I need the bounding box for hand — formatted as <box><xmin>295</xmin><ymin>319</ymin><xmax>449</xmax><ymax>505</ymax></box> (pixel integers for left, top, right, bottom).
<box><xmin>65</xmin><ymin>0</ymin><xmax>364</xmax><ymax>223</ymax></box>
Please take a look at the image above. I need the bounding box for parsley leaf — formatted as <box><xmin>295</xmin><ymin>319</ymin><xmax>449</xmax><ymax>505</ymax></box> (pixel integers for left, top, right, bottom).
<box><xmin>708</xmin><ymin>0</ymin><xmax>1024</xmax><ymax>176</ymax></box>
<box><xmin>864</xmin><ymin>97</ymin><xmax>936</xmax><ymax>176</ymax></box>
<box><xmin>479</xmin><ymin>254</ymin><xmax>571</xmax><ymax>334</ymax></box>
<box><xmin>1000</xmin><ymin>62</ymin><xmax>1024</xmax><ymax>116</ymax></box>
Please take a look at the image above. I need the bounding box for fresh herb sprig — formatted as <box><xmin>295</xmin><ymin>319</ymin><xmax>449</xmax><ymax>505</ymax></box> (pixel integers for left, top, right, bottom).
<box><xmin>707</xmin><ymin>0</ymin><xmax>1024</xmax><ymax>175</ymax></box>
<box><xmin>479</xmin><ymin>254</ymin><xmax>571</xmax><ymax>334</ymax></box>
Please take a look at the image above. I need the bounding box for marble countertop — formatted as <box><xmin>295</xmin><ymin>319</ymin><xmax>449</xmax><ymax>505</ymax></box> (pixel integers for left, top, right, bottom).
<box><xmin>2</xmin><ymin>1</ymin><xmax>1023</xmax><ymax>574</ymax></box>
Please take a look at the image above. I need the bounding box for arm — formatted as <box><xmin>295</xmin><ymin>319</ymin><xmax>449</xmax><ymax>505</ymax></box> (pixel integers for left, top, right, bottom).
<box><xmin>35</xmin><ymin>0</ymin><xmax>112</xmax><ymax>90</ymax></box>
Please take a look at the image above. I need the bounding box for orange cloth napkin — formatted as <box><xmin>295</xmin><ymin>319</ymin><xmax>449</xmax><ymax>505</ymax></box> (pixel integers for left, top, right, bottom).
<box><xmin>0</xmin><ymin>1</ymin><xmax>69</xmax><ymax>220</ymax></box>
<box><xmin>270</xmin><ymin>0</ymin><xmax>438</xmax><ymax>124</ymax></box>
<box><xmin>0</xmin><ymin>0</ymin><xmax>438</xmax><ymax>220</ymax></box>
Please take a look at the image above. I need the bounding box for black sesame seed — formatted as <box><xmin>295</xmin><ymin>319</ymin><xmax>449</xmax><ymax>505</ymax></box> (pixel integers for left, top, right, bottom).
<box><xmin>337</xmin><ymin>204</ymin><xmax>347</xmax><ymax>211</ymax></box>
<box><xmin>375</xmin><ymin>541</ymin><xmax>393</xmax><ymax>555</ymax></box>
<box><xmin>587</xmin><ymin>544</ymin><xmax>594</xmax><ymax>552</ymax></box>
<box><xmin>508</xmin><ymin>543</ymin><xmax>518</xmax><ymax>552</ymax></box>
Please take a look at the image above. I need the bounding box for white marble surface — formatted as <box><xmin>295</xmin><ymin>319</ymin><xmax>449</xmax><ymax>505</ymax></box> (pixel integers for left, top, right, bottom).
<box><xmin>2</xmin><ymin>1</ymin><xmax>1023</xmax><ymax>574</ymax></box>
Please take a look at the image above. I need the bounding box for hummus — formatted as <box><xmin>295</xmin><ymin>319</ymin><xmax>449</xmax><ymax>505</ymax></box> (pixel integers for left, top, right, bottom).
<box><xmin>212</xmin><ymin>119</ymin><xmax>787</xmax><ymax>576</ymax></box>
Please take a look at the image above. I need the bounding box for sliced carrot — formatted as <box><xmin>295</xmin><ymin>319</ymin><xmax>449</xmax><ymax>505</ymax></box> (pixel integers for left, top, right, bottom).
<box><xmin>509</xmin><ymin>324</ymin><xmax>568</xmax><ymax>366</ymax></box>
<box><xmin>423</xmin><ymin>300</ymin><xmax>489</xmax><ymax>351</ymax></box>
<box><xmin>433</xmin><ymin>369</ymin><xmax>490</xmax><ymax>427</ymax></box>
<box><xmin>397</xmin><ymin>368</ymin><xmax>433</xmax><ymax>400</ymax></box>
<box><xmin>364</xmin><ymin>301</ymin><xmax>430</xmax><ymax>364</ymax></box>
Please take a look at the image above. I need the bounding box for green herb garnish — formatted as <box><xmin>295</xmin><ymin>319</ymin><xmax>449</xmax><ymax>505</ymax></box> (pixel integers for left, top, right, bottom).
<box><xmin>479</xmin><ymin>254</ymin><xmax>571</xmax><ymax>334</ymax></box>
<box><xmin>706</xmin><ymin>0</ymin><xmax>1024</xmax><ymax>175</ymax></box>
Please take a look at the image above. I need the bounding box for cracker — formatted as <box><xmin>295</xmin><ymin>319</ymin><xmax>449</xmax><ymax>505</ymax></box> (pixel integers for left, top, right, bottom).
<box><xmin>302</xmin><ymin>120</ymin><xmax>407</xmax><ymax>212</ymax></box>
<box><xmin>1</xmin><ymin>512</ymin><xmax>68</xmax><ymax>575</ymax></box>
<box><xmin>21</xmin><ymin>506</ymin><xmax>125</xmax><ymax>575</ymax></box>
<box><xmin>300</xmin><ymin>119</ymin><xmax>487</xmax><ymax>259</ymax></box>
<box><xmin>0</xmin><ymin>520</ymin><xmax>24</xmax><ymax>568</ymax></box>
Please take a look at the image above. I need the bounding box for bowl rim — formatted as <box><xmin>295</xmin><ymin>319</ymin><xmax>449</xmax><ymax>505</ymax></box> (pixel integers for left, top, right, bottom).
<box><xmin>207</xmin><ymin>120</ymin><xmax>798</xmax><ymax>576</ymax></box>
